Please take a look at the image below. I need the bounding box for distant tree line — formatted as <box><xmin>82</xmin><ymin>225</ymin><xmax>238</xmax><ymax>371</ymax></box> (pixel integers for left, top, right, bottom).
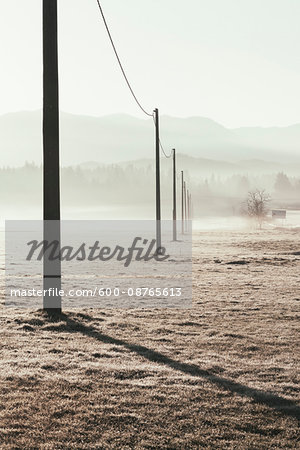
<box><xmin>0</xmin><ymin>163</ymin><xmax>299</xmax><ymax>215</ymax></box>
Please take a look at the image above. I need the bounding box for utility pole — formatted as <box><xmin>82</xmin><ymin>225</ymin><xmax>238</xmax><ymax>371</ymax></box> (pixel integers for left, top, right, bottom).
<box><xmin>184</xmin><ymin>181</ymin><xmax>187</xmax><ymax>232</ymax></box>
<box><xmin>181</xmin><ymin>171</ymin><xmax>184</xmax><ymax>234</ymax></box>
<box><xmin>172</xmin><ymin>149</ymin><xmax>177</xmax><ymax>241</ymax></box>
<box><xmin>187</xmin><ymin>188</ymin><xmax>190</xmax><ymax>225</ymax></box>
<box><xmin>43</xmin><ymin>0</ymin><xmax>61</xmax><ymax>312</ymax></box>
<box><xmin>154</xmin><ymin>108</ymin><xmax>161</xmax><ymax>252</ymax></box>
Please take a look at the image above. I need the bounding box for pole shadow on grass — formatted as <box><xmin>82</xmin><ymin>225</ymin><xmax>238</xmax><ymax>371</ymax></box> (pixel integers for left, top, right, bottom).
<box><xmin>44</xmin><ymin>311</ymin><xmax>300</xmax><ymax>423</ymax></box>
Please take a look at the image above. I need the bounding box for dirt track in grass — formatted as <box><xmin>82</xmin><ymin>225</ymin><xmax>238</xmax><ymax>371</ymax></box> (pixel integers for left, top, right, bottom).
<box><xmin>0</xmin><ymin>228</ymin><xmax>299</xmax><ymax>448</ymax></box>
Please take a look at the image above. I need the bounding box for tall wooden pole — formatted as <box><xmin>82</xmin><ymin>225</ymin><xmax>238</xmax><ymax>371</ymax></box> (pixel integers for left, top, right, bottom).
<box><xmin>181</xmin><ymin>171</ymin><xmax>184</xmax><ymax>234</ymax></box>
<box><xmin>43</xmin><ymin>0</ymin><xmax>61</xmax><ymax>312</ymax></box>
<box><xmin>154</xmin><ymin>108</ymin><xmax>161</xmax><ymax>252</ymax></box>
<box><xmin>172</xmin><ymin>149</ymin><xmax>177</xmax><ymax>241</ymax></box>
<box><xmin>184</xmin><ymin>181</ymin><xmax>187</xmax><ymax>232</ymax></box>
<box><xmin>187</xmin><ymin>188</ymin><xmax>190</xmax><ymax>225</ymax></box>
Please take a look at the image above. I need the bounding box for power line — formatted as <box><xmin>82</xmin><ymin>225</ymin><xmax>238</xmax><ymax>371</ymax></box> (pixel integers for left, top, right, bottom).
<box><xmin>95</xmin><ymin>0</ymin><xmax>153</xmax><ymax>117</ymax></box>
<box><xmin>161</xmin><ymin>145</ymin><xmax>173</xmax><ymax>159</ymax></box>
<box><xmin>95</xmin><ymin>1</ymin><xmax>173</xmax><ymax>158</ymax></box>
<box><xmin>152</xmin><ymin>116</ymin><xmax>173</xmax><ymax>158</ymax></box>
<box><xmin>160</xmin><ymin>141</ymin><xmax>173</xmax><ymax>159</ymax></box>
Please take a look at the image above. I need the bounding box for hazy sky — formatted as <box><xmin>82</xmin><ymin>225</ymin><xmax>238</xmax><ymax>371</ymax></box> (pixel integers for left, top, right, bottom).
<box><xmin>1</xmin><ymin>0</ymin><xmax>300</xmax><ymax>127</ymax></box>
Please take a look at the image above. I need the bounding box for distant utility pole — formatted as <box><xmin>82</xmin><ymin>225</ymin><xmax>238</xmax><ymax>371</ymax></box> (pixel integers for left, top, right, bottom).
<box><xmin>43</xmin><ymin>0</ymin><xmax>61</xmax><ymax>312</ymax></box>
<box><xmin>187</xmin><ymin>188</ymin><xmax>190</xmax><ymax>224</ymax></box>
<box><xmin>154</xmin><ymin>108</ymin><xmax>161</xmax><ymax>252</ymax></box>
<box><xmin>184</xmin><ymin>181</ymin><xmax>187</xmax><ymax>232</ymax></box>
<box><xmin>172</xmin><ymin>149</ymin><xmax>177</xmax><ymax>241</ymax></box>
<box><xmin>181</xmin><ymin>171</ymin><xmax>184</xmax><ymax>234</ymax></box>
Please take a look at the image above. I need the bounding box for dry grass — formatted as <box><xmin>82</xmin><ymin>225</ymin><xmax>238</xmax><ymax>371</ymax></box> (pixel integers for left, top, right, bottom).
<box><xmin>0</xmin><ymin>228</ymin><xmax>299</xmax><ymax>448</ymax></box>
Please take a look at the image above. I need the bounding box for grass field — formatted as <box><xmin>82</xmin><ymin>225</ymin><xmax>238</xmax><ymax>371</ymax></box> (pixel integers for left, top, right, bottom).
<box><xmin>0</xmin><ymin>228</ymin><xmax>299</xmax><ymax>448</ymax></box>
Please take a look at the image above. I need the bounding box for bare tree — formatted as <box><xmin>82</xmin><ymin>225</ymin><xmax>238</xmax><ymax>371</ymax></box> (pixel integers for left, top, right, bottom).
<box><xmin>244</xmin><ymin>189</ymin><xmax>271</xmax><ymax>228</ymax></box>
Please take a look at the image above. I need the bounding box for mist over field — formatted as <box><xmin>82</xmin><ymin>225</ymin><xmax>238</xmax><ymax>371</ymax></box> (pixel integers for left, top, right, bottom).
<box><xmin>1</xmin><ymin>111</ymin><xmax>300</xmax><ymax>222</ymax></box>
